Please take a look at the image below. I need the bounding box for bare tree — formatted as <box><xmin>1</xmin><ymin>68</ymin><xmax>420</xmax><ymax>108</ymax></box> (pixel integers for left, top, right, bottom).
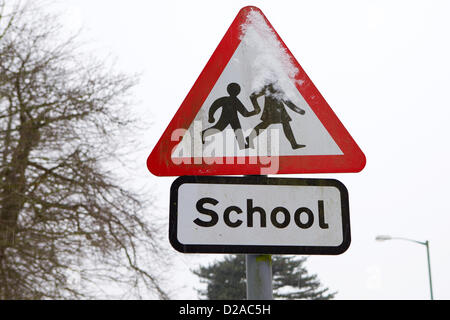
<box><xmin>0</xmin><ymin>1</ymin><xmax>167</xmax><ymax>299</ymax></box>
<box><xmin>0</xmin><ymin>1</ymin><xmax>18</xmax><ymax>41</ymax></box>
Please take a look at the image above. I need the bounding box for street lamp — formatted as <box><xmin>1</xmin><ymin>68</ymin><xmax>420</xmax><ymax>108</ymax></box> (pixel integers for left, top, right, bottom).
<box><xmin>375</xmin><ymin>235</ymin><xmax>434</xmax><ymax>300</ymax></box>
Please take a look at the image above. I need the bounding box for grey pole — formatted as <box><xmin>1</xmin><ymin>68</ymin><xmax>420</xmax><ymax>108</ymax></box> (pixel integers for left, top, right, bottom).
<box><xmin>376</xmin><ymin>235</ymin><xmax>434</xmax><ymax>300</ymax></box>
<box><xmin>246</xmin><ymin>254</ymin><xmax>273</xmax><ymax>300</ymax></box>
<box><xmin>244</xmin><ymin>175</ymin><xmax>273</xmax><ymax>300</ymax></box>
<box><xmin>425</xmin><ymin>241</ymin><xmax>434</xmax><ymax>300</ymax></box>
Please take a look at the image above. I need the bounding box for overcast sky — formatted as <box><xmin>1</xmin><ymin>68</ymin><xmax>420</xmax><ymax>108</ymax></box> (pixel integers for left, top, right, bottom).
<box><xmin>48</xmin><ymin>0</ymin><xmax>450</xmax><ymax>299</ymax></box>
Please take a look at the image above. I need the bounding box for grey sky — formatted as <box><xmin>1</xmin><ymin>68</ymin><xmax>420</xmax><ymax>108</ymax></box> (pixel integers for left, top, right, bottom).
<box><xmin>50</xmin><ymin>0</ymin><xmax>450</xmax><ymax>299</ymax></box>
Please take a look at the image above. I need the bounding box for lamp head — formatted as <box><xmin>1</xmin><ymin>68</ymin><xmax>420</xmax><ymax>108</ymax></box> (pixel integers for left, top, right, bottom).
<box><xmin>376</xmin><ymin>235</ymin><xmax>392</xmax><ymax>241</ymax></box>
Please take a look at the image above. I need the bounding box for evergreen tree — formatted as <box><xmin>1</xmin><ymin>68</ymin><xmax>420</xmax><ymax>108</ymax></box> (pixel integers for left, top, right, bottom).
<box><xmin>193</xmin><ymin>255</ymin><xmax>336</xmax><ymax>300</ymax></box>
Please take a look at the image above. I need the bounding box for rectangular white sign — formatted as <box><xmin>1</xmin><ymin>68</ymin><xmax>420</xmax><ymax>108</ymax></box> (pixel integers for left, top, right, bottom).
<box><xmin>169</xmin><ymin>176</ymin><xmax>350</xmax><ymax>254</ymax></box>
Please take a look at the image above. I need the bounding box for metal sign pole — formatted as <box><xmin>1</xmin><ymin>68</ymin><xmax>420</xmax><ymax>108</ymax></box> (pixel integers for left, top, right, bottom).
<box><xmin>246</xmin><ymin>254</ymin><xmax>273</xmax><ymax>300</ymax></box>
<box><xmin>245</xmin><ymin>175</ymin><xmax>273</xmax><ymax>300</ymax></box>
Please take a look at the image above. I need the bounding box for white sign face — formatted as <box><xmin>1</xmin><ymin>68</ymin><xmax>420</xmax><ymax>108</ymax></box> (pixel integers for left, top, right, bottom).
<box><xmin>169</xmin><ymin>176</ymin><xmax>350</xmax><ymax>255</ymax></box>
<box><xmin>171</xmin><ymin>30</ymin><xmax>343</xmax><ymax>160</ymax></box>
<box><xmin>170</xmin><ymin>9</ymin><xmax>343</xmax><ymax>162</ymax></box>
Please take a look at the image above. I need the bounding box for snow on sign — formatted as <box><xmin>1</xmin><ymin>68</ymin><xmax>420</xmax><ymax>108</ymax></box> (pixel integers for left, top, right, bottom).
<box><xmin>169</xmin><ymin>176</ymin><xmax>350</xmax><ymax>254</ymax></box>
<box><xmin>147</xmin><ymin>6</ymin><xmax>366</xmax><ymax>176</ymax></box>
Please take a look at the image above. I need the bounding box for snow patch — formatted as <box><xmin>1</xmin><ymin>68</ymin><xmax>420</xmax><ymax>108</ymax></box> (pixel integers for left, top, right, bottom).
<box><xmin>240</xmin><ymin>9</ymin><xmax>302</xmax><ymax>102</ymax></box>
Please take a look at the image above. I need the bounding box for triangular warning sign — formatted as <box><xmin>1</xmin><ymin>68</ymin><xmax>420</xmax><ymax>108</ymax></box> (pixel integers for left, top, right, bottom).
<box><xmin>147</xmin><ymin>6</ymin><xmax>366</xmax><ymax>176</ymax></box>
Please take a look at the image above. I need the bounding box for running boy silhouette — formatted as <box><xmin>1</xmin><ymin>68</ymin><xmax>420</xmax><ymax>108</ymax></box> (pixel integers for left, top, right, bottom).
<box><xmin>202</xmin><ymin>82</ymin><xmax>259</xmax><ymax>149</ymax></box>
<box><xmin>246</xmin><ymin>83</ymin><xmax>306</xmax><ymax>149</ymax></box>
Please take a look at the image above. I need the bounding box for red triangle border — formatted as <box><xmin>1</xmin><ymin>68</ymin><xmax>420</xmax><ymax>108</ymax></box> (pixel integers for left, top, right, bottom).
<box><xmin>147</xmin><ymin>6</ymin><xmax>366</xmax><ymax>176</ymax></box>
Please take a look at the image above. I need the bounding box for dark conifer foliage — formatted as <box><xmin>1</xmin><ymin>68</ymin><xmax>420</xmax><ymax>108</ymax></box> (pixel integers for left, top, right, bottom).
<box><xmin>193</xmin><ymin>255</ymin><xmax>336</xmax><ymax>300</ymax></box>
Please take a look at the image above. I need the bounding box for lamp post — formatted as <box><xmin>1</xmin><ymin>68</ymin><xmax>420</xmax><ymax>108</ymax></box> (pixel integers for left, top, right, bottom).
<box><xmin>375</xmin><ymin>235</ymin><xmax>434</xmax><ymax>300</ymax></box>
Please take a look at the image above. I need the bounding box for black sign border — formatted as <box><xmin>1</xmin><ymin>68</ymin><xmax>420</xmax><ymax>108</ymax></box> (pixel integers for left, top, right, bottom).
<box><xmin>169</xmin><ymin>176</ymin><xmax>351</xmax><ymax>255</ymax></box>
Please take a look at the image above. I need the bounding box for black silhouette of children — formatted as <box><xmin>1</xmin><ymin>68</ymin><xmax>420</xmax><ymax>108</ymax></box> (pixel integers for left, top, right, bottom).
<box><xmin>202</xmin><ymin>82</ymin><xmax>259</xmax><ymax>149</ymax></box>
<box><xmin>246</xmin><ymin>83</ymin><xmax>306</xmax><ymax>149</ymax></box>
